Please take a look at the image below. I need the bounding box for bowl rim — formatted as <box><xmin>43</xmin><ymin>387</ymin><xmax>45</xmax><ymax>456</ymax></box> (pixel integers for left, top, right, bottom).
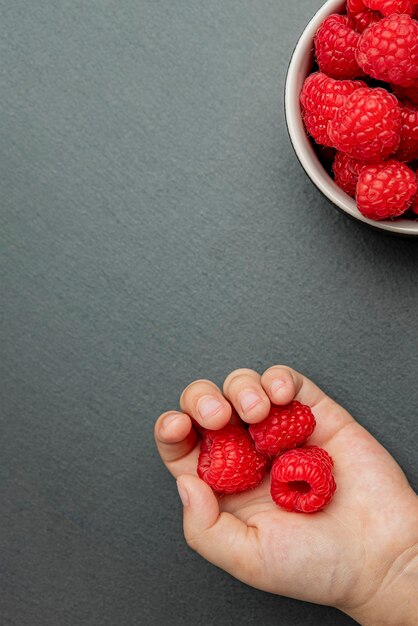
<box><xmin>284</xmin><ymin>0</ymin><xmax>418</xmax><ymax>236</ymax></box>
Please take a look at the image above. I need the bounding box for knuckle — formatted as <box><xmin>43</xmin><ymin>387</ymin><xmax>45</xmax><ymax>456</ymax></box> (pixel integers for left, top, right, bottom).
<box><xmin>183</xmin><ymin>530</ymin><xmax>202</xmax><ymax>552</ymax></box>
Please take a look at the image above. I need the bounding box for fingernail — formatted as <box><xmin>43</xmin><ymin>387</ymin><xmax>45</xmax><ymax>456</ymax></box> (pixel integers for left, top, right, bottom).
<box><xmin>239</xmin><ymin>390</ymin><xmax>262</xmax><ymax>413</ymax></box>
<box><xmin>162</xmin><ymin>413</ymin><xmax>181</xmax><ymax>431</ymax></box>
<box><xmin>271</xmin><ymin>379</ymin><xmax>285</xmax><ymax>394</ymax></box>
<box><xmin>198</xmin><ymin>396</ymin><xmax>223</xmax><ymax>420</ymax></box>
<box><xmin>177</xmin><ymin>480</ymin><xmax>190</xmax><ymax>507</ymax></box>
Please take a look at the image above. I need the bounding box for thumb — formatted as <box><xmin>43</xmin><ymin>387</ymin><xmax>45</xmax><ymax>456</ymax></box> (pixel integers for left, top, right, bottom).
<box><xmin>176</xmin><ymin>475</ymin><xmax>256</xmax><ymax>583</ymax></box>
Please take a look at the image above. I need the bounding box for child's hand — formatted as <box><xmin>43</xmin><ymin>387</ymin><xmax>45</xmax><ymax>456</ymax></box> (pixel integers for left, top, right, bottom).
<box><xmin>155</xmin><ymin>366</ymin><xmax>418</xmax><ymax>625</ymax></box>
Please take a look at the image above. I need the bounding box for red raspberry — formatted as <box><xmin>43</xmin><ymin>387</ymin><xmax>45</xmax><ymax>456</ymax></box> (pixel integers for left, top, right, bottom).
<box><xmin>347</xmin><ymin>0</ymin><xmax>368</xmax><ymax>12</ymax></box>
<box><xmin>391</xmin><ymin>82</ymin><xmax>418</xmax><ymax>105</ymax></box>
<box><xmin>270</xmin><ymin>446</ymin><xmax>336</xmax><ymax>513</ymax></box>
<box><xmin>328</xmin><ymin>87</ymin><xmax>401</xmax><ymax>161</ymax></box>
<box><xmin>300</xmin><ymin>73</ymin><xmax>366</xmax><ymax>146</ymax></box>
<box><xmin>364</xmin><ymin>0</ymin><xmax>414</xmax><ymax>15</ymax></box>
<box><xmin>347</xmin><ymin>0</ymin><xmax>381</xmax><ymax>33</ymax></box>
<box><xmin>356</xmin><ymin>160</ymin><xmax>417</xmax><ymax>219</ymax></box>
<box><xmin>314</xmin><ymin>14</ymin><xmax>363</xmax><ymax>80</ymax></box>
<box><xmin>348</xmin><ymin>0</ymin><xmax>368</xmax><ymax>10</ymax></box>
<box><xmin>332</xmin><ymin>152</ymin><xmax>368</xmax><ymax>197</ymax></box>
<box><xmin>356</xmin><ymin>15</ymin><xmax>418</xmax><ymax>87</ymax></box>
<box><xmin>302</xmin><ymin>111</ymin><xmax>332</xmax><ymax>147</ymax></box>
<box><xmin>300</xmin><ymin>73</ymin><xmax>366</xmax><ymax>117</ymax></box>
<box><xmin>197</xmin><ymin>424</ymin><xmax>268</xmax><ymax>495</ymax></box>
<box><xmin>394</xmin><ymin>102</ymin><xmax>418</xmax><ymax>163</ymax></box>
<box><xmin>249</xmin><ymin>401</ymin><xmax>316</xmax><ymax>456</ymax></box>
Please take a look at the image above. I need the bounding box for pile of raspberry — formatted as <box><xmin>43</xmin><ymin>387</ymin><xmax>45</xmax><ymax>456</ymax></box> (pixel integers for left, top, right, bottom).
<box><xmin>300</xmin><ymin>1</ymin><xmax>418</xmax><ymax>221</ymax></box>
<box><xmin>197</xmin><ymin>402</ymin><xmax>336</xmax><ymax>514</ymax></box>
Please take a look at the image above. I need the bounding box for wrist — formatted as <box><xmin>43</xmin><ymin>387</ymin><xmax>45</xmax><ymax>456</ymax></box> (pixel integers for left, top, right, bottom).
<box><xmin>344</xmin><ymin>543</ymin><xmax>418</xmax><ymax>626</ymax></box>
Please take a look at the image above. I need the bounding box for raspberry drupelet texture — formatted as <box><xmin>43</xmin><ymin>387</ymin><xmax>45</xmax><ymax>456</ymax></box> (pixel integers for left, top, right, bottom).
<box><xmin>328</xmin><ymin>87</ymin><xmax>401</xmax><ymax>161</ymax></box>
<box><xmin>356</xmin><ymin>14</ymin><xmax>418</xmax><ymax>87</ymax></box>
<box><xmin>348</xmin><ymin>0</ymin><xmax>369</xmax><ymax>11</ymax></box>
<box><xmin>356</xmin><ymin>160</ymin><xmax>417</xmax><ymax>219</ymax></box>
<box><xmin>394</xmin><ymin>101</ymin><xmax>418</xmax><ymax>163</ymax></box>
<box><xmin>270</xmin><ymin>446</ymin><xmax>336</xmax><ymax>513</ymax></box>
<box><xmin>302</xmin><ymin>112</ymin><xmax>330</xmax><ymax>147</ymax></box>
<box><xmin>314</xmin><ymin>14</ymin><xmax>363</xmax><ymax>79</ymax></box>
<box><xmin>332</xmin><ymin>152</ymin><xmax>368</xmax><ymax>197</ymax></box>
<box><xmin>197</xmin><ymin>424</ymin><xmax>268</xmax><ymax>495</ymax></box>
<box><xmin>300</xmin><ymin>73</ymin><xmax>366</xmax><ymax>146</ymax></box>
<box><xmin>249</xmin><ymin>401</ymin><xmax>316</xmax><ymax>456</ymax></box>
<box><xmin>364</xmin><ymin>0</ymin><xmax>414</xmax><ymax>15</ymax></box>
<box><xmin>347</xmin><ymin>0</ymin><xmax>381</xmax><ymax>33</ymax></box>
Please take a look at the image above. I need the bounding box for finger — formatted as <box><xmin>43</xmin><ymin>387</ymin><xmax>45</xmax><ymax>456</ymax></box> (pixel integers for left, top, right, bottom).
<box><xmin>177</xmin><ymin>475</ymin><xmax>261</xmax><ymax>585</ymax></box>
<box><xmin>154</xmin><ymin>411</ymin><xmax>199</xmax><ymax>477</ymax></box>
<box><xmin>180</xmin><ymin>379</ymin><xmax>232</xmax><ymax>429</ymax></box>
<box><xmin>261</xmin><ymin>365</ymin><xmax>354</xmax><ymax>443</ymax></box>
<box><xmin>223</xmin><ymin>368</ymin><xmax>270</xmax><ymax>423</ymax></box>
<box><xmin>261</xmin><ymin>365</ymin><xmax>328</xmax><ymax>407</ymax></box>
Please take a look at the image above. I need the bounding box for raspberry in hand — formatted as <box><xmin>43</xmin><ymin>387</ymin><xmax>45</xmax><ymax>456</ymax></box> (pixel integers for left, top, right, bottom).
<box><xmin>156</xmin><ymin>365</ymin><xmax>418</xmax><ymax>623</ymax></box>
<box><xmin>197</xmin><ymin>424</ymin><xmax>268</xmax><ymax>495</ymax></box>
<box><xmin>249</xmin><ymin>401</ymin><xmax>316</xmax><ymax>456</ymax></box>
<box><xmin>270</xmin><ymin>446</ymin><xmax>336</xmax><ymax>513</ymax></box>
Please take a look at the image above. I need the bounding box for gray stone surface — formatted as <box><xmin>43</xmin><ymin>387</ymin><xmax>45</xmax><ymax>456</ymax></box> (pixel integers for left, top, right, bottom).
<box><xmin>1</xmin><ymin>1</ymin><xmax>417</xmax><ymax>624</ymax></box>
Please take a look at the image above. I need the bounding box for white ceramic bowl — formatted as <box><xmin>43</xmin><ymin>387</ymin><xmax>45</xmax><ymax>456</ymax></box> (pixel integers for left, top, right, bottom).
<box><xmin>285</xmin><ymin>0</ymin><xmax>418</xmax><ymax>236</ymax></box>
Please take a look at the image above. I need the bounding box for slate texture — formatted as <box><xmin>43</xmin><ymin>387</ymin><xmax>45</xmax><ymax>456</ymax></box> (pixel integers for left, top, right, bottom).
<box><xmin>1</xmin><ymin>1</ymin><xmax>417</xmax><ymax>624</ymax></box>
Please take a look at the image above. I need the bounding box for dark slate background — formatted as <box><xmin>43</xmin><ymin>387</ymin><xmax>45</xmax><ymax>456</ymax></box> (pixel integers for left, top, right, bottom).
<box><xmin>1</xmin><ymin>1</ymin><xmax>417</xmax><ymax>624</ymax></box>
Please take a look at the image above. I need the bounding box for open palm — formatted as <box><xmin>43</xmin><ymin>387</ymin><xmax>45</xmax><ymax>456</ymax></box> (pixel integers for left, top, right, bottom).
<box><xmin>155</xmin><ymin>366</ymin><xmax>418</xmax><ymax>621</ymax></box>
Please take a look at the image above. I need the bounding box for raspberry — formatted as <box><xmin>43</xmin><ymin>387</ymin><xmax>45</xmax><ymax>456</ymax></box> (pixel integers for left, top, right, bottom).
<box><xmin>314</xmin><ymin>14</ymin><xmax>363</xmax><ymax>80</ymax></box>
<box><xmin>391</xmin><ymin>82</ymin><xmax>418</xmax><ymax>105</ymax></box>
<box><xmin>364</xmin><ymin>0</ymin><xmax>414</xmax><ymax>15</ymax></box>
<box><xmin>356</xmin><ymin>160</ymin><xmax>417</xmax><ymax>219</ymax></box>
<box><xmin>394</xmin><ymin>102</ymin><xmax>418</xmax><ymax>163</ymax></box>
<box><xmin>347</xmin><ymin>0</ymin><xmax>381</xmax><ymax>33</ymax></box>
<box><xmin>249</xmin><ymin>401</ymin><xmax>316</xmax><ymax>456</ymax></box>
<box><xmin>356</xmin><ymin>15</ymin><xmax>418</xmax><ymax>87</ymax></box>
<box><xmin>270</xmin><ymin>446</ymin><xmax>336</xmax><ymax>513</ymax></box>
<box><xmin>332</xmin><ymin>152</ymin><xmax>368</xmax><ymax>197</ymax></box>
<box><xmin>302</xmin><ymin>111</ymin><xmax>332</xmax><ymax>147</ymax></box>
<box><xmin>300</xmin><ymin>73</ymin><xmax>366</xmax><ymax>146</ymax></box>
<box><xmin>328</xmin><ymin>87</ymin><xmax>401</xmax><ymax>161</ymax></box>
<box><xmin>300</xmin><ymin>73</ymin><xmax>366</xmax><ymax>117</ymax></box>
<box><xmin>197</xmin><ymin>424</ymin><xmax>268</xmax><ymax>495</ymax></box>
<box><xmin>348</xmin><ymin>0</ymin><xmax>368</xmax><ymax>10</ymax></box>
